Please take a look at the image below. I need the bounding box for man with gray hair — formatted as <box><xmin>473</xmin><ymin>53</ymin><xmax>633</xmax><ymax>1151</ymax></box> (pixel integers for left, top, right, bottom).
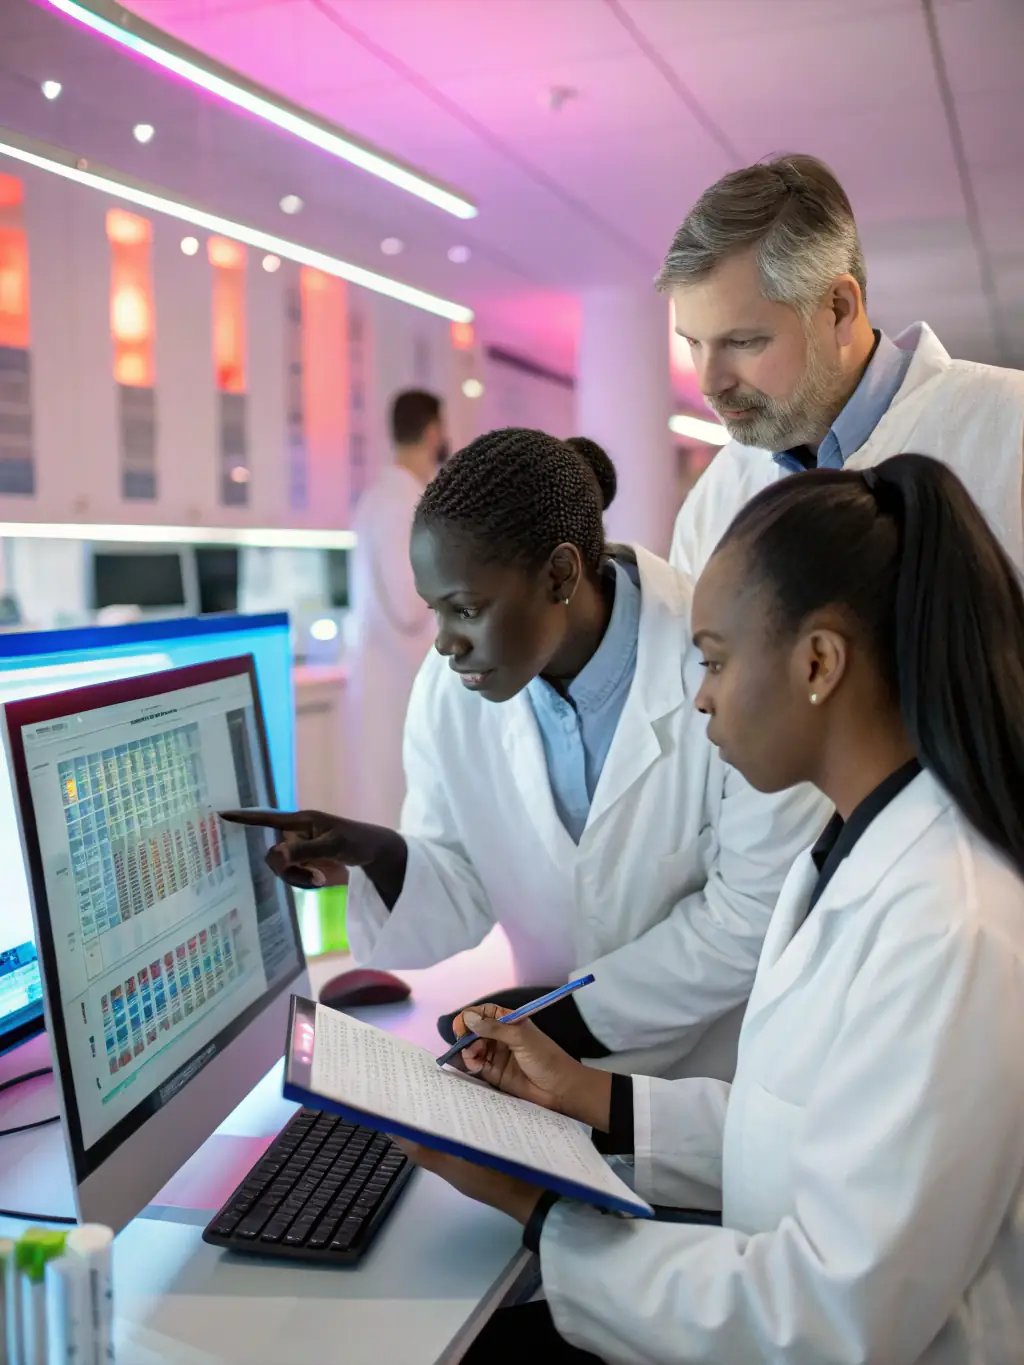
<box><xmin>663</xmin><ymin>154</ymin><xmax>1024</xmax><ymax>577</ymax></box>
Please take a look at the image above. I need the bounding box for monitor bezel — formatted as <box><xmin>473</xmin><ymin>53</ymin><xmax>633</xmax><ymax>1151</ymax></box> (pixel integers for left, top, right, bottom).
<box><xmin>0</xmin><ymin>613</ymin><xmax>293</xmax><ymax>1059</ymax></box>
<box><xmin>3</xmin><ymin>654</ymin><xmax>306</xmax><ymax>1185</ymax></box>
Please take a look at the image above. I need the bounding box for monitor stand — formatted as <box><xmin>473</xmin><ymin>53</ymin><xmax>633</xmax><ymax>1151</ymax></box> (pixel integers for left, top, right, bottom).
<box><xmin>0</xmin><ymin>1031</ymin><xmax>76</xmax><ymax>1223</ymax></box>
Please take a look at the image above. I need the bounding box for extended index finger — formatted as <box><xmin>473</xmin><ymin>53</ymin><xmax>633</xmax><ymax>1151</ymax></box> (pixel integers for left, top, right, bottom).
<box><xmin>218</xmin><ymin>808</ymin><xmax>311</xmax><ymax>832</ymax></box>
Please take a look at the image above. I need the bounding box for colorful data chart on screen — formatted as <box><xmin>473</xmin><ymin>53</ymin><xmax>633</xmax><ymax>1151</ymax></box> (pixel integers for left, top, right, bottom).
<box><xmin>59</xmin><ymin>723</ymin><xmax>232</xmax><ymax>944</ymax></box>
<box><xmin>100</xmin><ymin>905</ymin><xmax>244</xmax><ymax>1080</ymax></box>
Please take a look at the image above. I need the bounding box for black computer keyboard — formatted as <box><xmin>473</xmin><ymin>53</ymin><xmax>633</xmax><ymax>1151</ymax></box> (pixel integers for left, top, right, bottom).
<box><xmin>203</xmin><ymin>1107</ymin><xmax>413</xmax><ymax>1264</ymax></box>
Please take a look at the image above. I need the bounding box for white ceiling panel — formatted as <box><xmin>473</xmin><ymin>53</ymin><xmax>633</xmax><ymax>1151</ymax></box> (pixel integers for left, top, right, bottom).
<box><xmin>17</xmin><ymin>0</ymin><xmax>1023</xmax><ymax>373</ymax></box>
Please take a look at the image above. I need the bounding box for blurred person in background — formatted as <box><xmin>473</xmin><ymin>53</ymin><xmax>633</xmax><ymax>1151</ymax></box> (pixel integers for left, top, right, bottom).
<box><xmin>347</xmin><ymin>389</ymin><xmax>446</xmax><ymax>827</ymax></box>
<box><xmin>662</xmin><ymin>154</ymin><xmax>1024</xmax><ymax>577</ymax></box>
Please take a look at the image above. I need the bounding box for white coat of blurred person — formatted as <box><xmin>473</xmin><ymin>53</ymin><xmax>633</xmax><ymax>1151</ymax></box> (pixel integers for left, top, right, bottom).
<box><xmin>662</xmin><ymin>154</ymin><xmax>1024</xmax><ymax>578</ymax></box>
<box><xmin>347</xmin><ymin>389</ymin><xmax>447</xmax><ymax>827</ymax></box>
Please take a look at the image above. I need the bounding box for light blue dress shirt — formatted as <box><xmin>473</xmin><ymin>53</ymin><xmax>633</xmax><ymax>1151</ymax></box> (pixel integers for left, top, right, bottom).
<box><xmin>526</xmin><ymin>558</ymin><xmax>641</xmax><ymax>844</ymax></box>
<box><xmin>774</xmin><ymin>331</ymin><xmax>914</xmax><ymax>474</ymax></box>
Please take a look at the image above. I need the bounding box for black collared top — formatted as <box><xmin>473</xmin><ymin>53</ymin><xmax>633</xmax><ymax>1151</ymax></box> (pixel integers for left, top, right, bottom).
<box><xmin>807</xmin><ymin>758</ymin><xmax>922</xmax><ymax>914</ymax></box>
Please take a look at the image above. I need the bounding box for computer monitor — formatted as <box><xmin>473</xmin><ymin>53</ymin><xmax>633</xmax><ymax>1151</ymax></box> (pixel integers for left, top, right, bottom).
<box><xmin>196</xmin><ymin>547</ymin><xmax>240</xmax><ymax>615</ymax></box>
<box><xmin>0</xmin><ymin>612</ymin><xmax>295</xmax><ymax>1060</ymax></box>
<box><xmin>4</xmin><ymin>656</ymin><xmax>308</xmax><ymax>1231</ymax></box>
<box><xmin>90</xmin><ymin>545</ymin><xmax>199</xmax><ymax>618</ymax></box>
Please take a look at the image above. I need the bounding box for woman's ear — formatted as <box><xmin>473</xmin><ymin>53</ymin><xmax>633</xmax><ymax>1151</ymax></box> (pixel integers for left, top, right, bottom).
<box><xmin>548</xmin><ymin>544</ymin><xmax>583</xmax><ymax>605</ymax></box>
<box><xmin>802</xmin><ymin>627</ymin><xmax>849</xmax><ymax>705</ymax></box>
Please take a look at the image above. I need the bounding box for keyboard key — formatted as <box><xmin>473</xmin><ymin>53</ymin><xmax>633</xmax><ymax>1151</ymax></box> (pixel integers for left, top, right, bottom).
<box><xmin>329</xmin><ymin>1218</ymin><xmax>365</xmax><ymax>1253</ymax></box>
<box><xmin>259</xmin><ymin>1220</ymin><xmax>291</xmax><ymax>1243</ymax></box>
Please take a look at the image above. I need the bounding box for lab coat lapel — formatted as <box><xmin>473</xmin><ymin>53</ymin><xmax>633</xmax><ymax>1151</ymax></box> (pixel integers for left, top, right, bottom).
<box><xmin>742</xmin><ymin>853</ymin><xmax>819</xmax><ymax>1023</ymax></box>
<box><xmin>745</xmin><ymin>771</ymin><xmax>952</xmax><ymax>1026</ymax></box>
<box><xmin>584</xmin><ymin>548</ymin><xmax>688</xmax><ymax>831</ymax></box>
<box><xmin>499</xmin><ymin>692</ymin><xmax>575</xmax><ymax>868</ymax></box>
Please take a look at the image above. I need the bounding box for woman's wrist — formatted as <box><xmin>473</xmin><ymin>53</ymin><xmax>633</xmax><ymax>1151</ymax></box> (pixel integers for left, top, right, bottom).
<box><xmin>559</xmin><ymin>1062</ymin><xmax>613</xmax><ymax>1132</ymax></box>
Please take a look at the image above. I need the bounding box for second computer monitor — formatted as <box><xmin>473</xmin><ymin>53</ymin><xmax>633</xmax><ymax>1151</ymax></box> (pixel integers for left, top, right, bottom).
<box><xmin>4</xmin><ymin>656</ymin><xmax>308</xmax><ymax>1231</ymax></box>
<box><xmin>0</xmin><ymin>612</ymin><xmax>295</xmax><ymax>1060</ymax></box>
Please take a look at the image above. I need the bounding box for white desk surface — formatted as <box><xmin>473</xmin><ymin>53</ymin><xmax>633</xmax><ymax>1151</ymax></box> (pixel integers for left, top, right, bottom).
<box><xmin>0</xmin><ymin>932</ymin><xmax>533</xmax><ymax>1365</ymax></box>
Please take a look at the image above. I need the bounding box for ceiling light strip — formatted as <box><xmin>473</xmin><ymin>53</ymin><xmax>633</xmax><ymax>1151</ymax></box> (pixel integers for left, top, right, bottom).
<box><xmin>669</xmin><ymin>413</ymin><xmax>728</xmax><ymax>446</ymax></box>
<box><xmin>44</xmin><ymin>0</ymin><xmax>477</xmax><ymax>220</ymax></box>
<box><xmin>0</xmin><ymin>522</ymin><xmax>356</xmax><ymax>549</ymax></box>
<box><xmin>0</xmin><ymin>131</ymin><xmax>473</xmax><ymax>323</ymax></box>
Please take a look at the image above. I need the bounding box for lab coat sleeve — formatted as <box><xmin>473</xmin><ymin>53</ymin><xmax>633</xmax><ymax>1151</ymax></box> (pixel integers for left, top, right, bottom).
<box><xmin>543</xmin><ymin>920</ymin><xmax>1024</xmax><ymax>1365</ymax></box>
<box><xmin>630</xmin><ymin>1074</ymin><xmax>729</xmax><ymax>1210</ymax></box>
<box><xmin>345</xmin><ymin>663</ymin><xmax>497</xmax><ymax>968</ymax></box>
<box><xmin>575</xmin><ymin>765</ymin><xmax>829</xmax><ymax>1053</ymax></box>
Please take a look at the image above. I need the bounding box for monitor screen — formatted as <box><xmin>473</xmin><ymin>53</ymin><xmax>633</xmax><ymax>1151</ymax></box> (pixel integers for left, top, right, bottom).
<box><xmin>0</xmin><ymin>613</ymin><xmax>295</xmax><ymax>1059</ymax></box>
<box><xmin>326</xmin><ymin>550</ymin><xmax>349</xmax><ymax>610</ymax></box>
<box><xmin>4</xmin><ymin>657</ymin><xmax>304</xmax><ymax>1180</ymax></box>
<box><xmin>196</xmin><ymin>548</ymin><xmax>240</xmax><ymax>616</ymax></box>
<box><xmin>93</xmin><ymin>552</ymin><xmax>186</xmax><ymax>611</ymax></box>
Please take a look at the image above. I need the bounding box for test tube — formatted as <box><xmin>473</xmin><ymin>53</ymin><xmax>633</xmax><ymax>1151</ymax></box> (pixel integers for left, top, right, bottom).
<box><xmin>64</xmin><ymin>1228</ymin><xmax>113</xmax><ymax>1365</ymax></box>
<box><xmin>15</xmin><ymin>1230</ymin><xmax>67</xmax><ymax>1365</ymax></box>
<box><xmin>44</xmin><ymin>1255</ymin><xmax>87</xmax><ymax>1365</ymax></box>
<box><xmin>2</xmin><ymin>1235</ymin><xmax>18</xmax><ymax>1365</ymax></box>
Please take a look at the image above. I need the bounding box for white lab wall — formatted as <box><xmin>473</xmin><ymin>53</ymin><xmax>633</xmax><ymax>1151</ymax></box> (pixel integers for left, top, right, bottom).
<box><xmin>481</xmin><ymin>351</ymin><xmax>575</xmax><ymax>439</ymax></box>
<box><xmin>151</xmin><ymin>215</ymin><xmax>218</xmax><ymax>522</ymax></box>
<box><xmin>6</xmin><ymin>539</ymin><xmax>89</xmax><ymax>628</ymax></box>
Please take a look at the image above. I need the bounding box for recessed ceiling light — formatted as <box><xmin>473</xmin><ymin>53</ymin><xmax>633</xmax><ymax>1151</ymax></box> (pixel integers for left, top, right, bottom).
<box><xmin>180</xmin><ymin>235</ymin><xmax>199</xmax><ymax>256</ymax></box>
<box><xmin>41</xmin><ymin>80</ymin><xmax>62</xmax><ymax>100</ymax></box>
<box><xmin>133</xmin><ymin>123</ymin><xmax>155</xmax><ymax>144</ymax></box>
<box><xmin>380</xmin><ymin>237</ymin><xmax>404</xmax><ymax>256</ymax></box>
<box><xmin>0</xmin><ymin>133</ymin><xmax>473</xmax><ymax>323</ymax></box>
<box><xmin>447</xmin><ymin>245</ymin><xmax>471</xmax><ymax>264</ymax></box>
<box><xmin>262</xmin><ymin>254</ymin><xmax>281</xmax><ymax>273</ymax></box>
<box><xmin>462</xmin><ymin>378</ymin><xmax>484</xmax><ymax>399</ymax></box>
<box><xmin>229</xmin><ymin>465</ymin><xmax>251</xmax><ymax>484</ymax></box>
<box><xmin>279</xmin><ymin>194</ymin><xmax>303</xmax><ymax>215</ymax></box>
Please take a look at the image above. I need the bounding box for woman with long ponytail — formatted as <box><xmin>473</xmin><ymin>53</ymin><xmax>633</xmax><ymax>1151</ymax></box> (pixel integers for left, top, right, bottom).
<box><xmin>392</xmin><ymin>453</ymin><xmax>1024</xmax><ymax>1364</ymax></box>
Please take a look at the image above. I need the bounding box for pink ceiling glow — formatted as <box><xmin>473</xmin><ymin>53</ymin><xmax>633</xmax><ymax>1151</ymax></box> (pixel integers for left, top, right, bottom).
<box><xmin>121</xmin><ymin>0</ymin><xmax>1023</xmax><ymax>384</ymax></box>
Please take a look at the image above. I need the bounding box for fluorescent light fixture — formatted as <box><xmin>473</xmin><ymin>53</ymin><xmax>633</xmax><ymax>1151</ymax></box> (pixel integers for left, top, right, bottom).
<box><xmin>279</xmin><ymin>193</ymin><xmax>303</xmax><ymax>215</ymax></box>
<box><xmin>0</xmin><ymin>130</ymin><xmax>474</xmax><ymax>323</ymax></box>
<box><xmin>44</xmin><ymin>0</ymin><xmax>478</xmax><ymax>220</ymax></box>
<box><xmin>132</xmin><ymin>122</ymin><xmax>155</xmax><ymax>144</ymax></box>
<box><xmin>0</xmin><ymin>521</ymin><xmax>357</xmax><ymax>549</ymax></box>
<box><xmin>41</xmin><ymin>80</ymin><xmax>63</xmax><ymax>100</ymax></box>
<box><xmin>447</xmin><ymin>245</ymin><xmax>471</xmax><ymax>264</ymax></box>
<box><xmin>669</xmin><ymin>413</ymin><xmax>729</xmax><ymax>446</ymax></box>
<box><xmin>261</xmin><ymin>253</ymin><xmax>281</xmax><ymax>273</ymax></box>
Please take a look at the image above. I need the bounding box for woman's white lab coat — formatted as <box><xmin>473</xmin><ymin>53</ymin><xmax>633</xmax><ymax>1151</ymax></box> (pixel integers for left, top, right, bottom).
<box><xmin>347</xmin><ymin>547</ymin><xmax>829</xmax><ymax>1079</ymax></box>
<box><xmin>541</xmin><ymin>769</ymin><xmax>1024</xmax><ymax>1365</ymax></box>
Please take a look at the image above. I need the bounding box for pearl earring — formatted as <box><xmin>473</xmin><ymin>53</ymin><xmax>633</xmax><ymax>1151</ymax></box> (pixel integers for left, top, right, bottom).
<box><xmin>563</xmin><ymin>597</ymin><xmax>570</xmax><ymax>607</ymax></box>
<box><xmin>810</xmin><ymin>692</ymin><xmax>819</xmax><ymax>704</ymax></box>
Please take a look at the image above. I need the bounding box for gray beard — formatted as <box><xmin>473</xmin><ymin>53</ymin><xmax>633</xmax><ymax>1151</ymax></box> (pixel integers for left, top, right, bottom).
<box><xmin>712</xmin><ymin>343</ymin><xmax>849</xmax><ymax>453</ymax></box>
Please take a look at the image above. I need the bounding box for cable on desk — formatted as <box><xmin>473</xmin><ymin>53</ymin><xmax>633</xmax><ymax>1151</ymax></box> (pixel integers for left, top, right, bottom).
<box><xmin>0</xmin><ymin>1066</ymin><xmax>53</xmax><ymax>1096</ymax></box>
<box><xmin>0</xmin><ymin>1113</ymin><xmax>60</xmax><ymax>1139</ymax></box>
<box><xmin>0</xmin><ymin>1205</ymin><xmax>76</xmax><ymax>1225</ymax></box>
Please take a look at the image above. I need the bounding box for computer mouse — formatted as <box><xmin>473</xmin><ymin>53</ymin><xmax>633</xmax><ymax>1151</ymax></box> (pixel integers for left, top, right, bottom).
<box><xmin>318</xmin><ymin>969</ymin><xmax>412</xmax><ymax>1010</ymax></box>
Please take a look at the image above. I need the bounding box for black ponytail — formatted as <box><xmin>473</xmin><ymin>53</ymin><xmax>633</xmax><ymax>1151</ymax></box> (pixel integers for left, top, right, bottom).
<box><xmin>719</xmin><ymin>453</ymin><xmax>1024</xmax><ymax>876</ymax></box>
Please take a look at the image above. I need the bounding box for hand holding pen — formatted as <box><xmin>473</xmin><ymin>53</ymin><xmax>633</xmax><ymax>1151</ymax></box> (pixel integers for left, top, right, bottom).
<box><xmin>440</xmin><ymin>979</ymin><xmax>614</xmax><ymax>1133</ymax></box>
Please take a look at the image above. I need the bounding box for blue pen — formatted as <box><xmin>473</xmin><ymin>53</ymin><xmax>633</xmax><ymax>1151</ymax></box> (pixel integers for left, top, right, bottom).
<box><xmin>435</xmin><ymin>974</ymin><xmax>596</xmax><ymax>1067</ymax></box>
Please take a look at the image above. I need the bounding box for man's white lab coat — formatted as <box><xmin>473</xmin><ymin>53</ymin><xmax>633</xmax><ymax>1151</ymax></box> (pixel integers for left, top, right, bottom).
<box><xmin>347</xmin><ymin>465</ymin><xmax>434</xmax><ymax>828</ymax></box>
<box><xmin>671</xmin><ymin>323</ymin><xmax>1024</xmax><ymax>578</ymax></box>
